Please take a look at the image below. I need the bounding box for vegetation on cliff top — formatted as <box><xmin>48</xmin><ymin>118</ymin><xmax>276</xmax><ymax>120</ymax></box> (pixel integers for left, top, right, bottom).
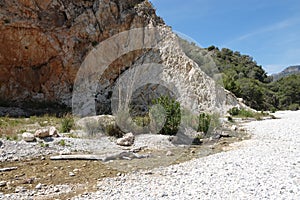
<box><xmin>179</xmin><ymin>38</ymin><xmax>300</xmax><ymax>111</ymax></box>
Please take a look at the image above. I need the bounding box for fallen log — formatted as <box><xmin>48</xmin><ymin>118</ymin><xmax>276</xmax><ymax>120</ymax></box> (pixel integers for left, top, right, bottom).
<box><xmin>50</xmin><ymin>154</ymin><xmax>105</xmax><ymax>161</ymax></box>
<box><xmin>0</xmin><ymin>167</ymin><xmax>18</xmax><ymax>172</ymax></box>
<box><xmin>50</xmin><ymin>152</ymin><xmax>150</xmax><ymax>161</ymax></box>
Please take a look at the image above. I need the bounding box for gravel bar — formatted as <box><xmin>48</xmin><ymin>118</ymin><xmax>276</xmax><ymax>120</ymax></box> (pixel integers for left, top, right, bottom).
<box><xmin>74</xmin><ymin>111</ymin><xmax>300</xmax><ymax>200</ymax></box>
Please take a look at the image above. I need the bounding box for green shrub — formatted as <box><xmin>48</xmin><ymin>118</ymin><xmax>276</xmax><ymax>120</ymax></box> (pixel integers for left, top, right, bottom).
<box><xmin>59</xmin><ymin>139</ymin><xmax>66</xmax><ymax>146</ymax></box>
<box><xmin>228</xmin><ymin>107</ymin><xmax>240</xmax><ymax>116</ymax></box>
<box><xmin>19</xmin><ymin>129</ymin><xmax>27</xmax><ymax>134</ymax></box>
<box><xmin>238</xmin><ymin>109</ymin><xmax>254</xmax><ymax>118</ymax></box>
<box><xmin>197</xmin><ymin>113</ymin><xmax>211</xmax><ymax>133</ymax></box>
<box><xmin>181</xmin><ymin>110</ymin><xmax>219</xmax><ymax>135</ymax></box>
<box><xmin>270</xmin><ymin>108</ymin><xmax>277</xmax><ymax>113</ymax></box>
<box><xmin>5</xmin><ymin>134</ymin><xmax>18</xmax><ymax>141</ymax></box>
<box><xmin>151</xmin><ymin>96</ymin><xmax>181</xmax><ymax>135</ymax></box>
<box><xmin>40</xmin><ymin>142</ymin><xmax>49</xmax><ymax>148</ymax></box>
<box><xmin>288</xmin><ymin>103</ymin><xmax>299</xmax><ymax>111</ymax></box>
<box><xmin>60</xmin><ymin>114</ymin><xmax>74</xmax><ymax>133</ymax></box>
<box><xmin>228</xmin><ymin>107</ymin><xmax>273</xmax><ymax>120</ymax></box>
<box><xmin>132</xmin><ymin>115</ymin><xmax>150</xmax><ymax>127</ymax></box>
<box><xmin>105</xmin><ymin>124</ymin><xmax>124</xmax><ymax>138</ymax></box>
<box><xmin>228</xmin><ymin>107</ymin><xmax>254</xmax><ymax>117</ymax></box>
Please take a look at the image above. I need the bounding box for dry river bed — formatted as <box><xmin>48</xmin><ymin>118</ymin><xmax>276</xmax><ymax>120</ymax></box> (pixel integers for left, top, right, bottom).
<box><xmin>74</xmin><ymin>111</ymin><xmax>300</xmax><ymax>200</ymax></box>
<box><xmin>0</xmin><ymin>126</ymin><xmax>249</xmax><ymax>199</ymax></box>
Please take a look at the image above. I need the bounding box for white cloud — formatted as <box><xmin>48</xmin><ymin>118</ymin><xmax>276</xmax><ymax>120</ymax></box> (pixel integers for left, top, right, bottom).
<box><xmin>225</xmin><ymin>17</ymin><xmax>300</xmax><ymax>46</ymax></box>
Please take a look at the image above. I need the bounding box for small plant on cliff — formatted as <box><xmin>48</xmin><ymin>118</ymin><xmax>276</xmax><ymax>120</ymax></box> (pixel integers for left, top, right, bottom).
<box><xmin>151</xmin><ymin>96</ymin><xmax>181</xmax><ymax>135</ymax></box>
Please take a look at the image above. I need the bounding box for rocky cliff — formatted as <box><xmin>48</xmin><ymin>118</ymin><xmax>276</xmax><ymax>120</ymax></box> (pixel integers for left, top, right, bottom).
<box><xmin>0</xmin><ymin>0</ymin><xmax>240</xmax><ymax>116</ymax></box>
<box><xmin>0</xmin><ymin>0</ymin><xmax>163</xmax><ymax>106</ymax></box>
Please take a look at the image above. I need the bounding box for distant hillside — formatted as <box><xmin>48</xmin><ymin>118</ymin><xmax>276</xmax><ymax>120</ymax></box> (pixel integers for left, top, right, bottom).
<box><xmin>272</xmin><ymin>65</ymin><xmax>300</xmax><ymax>81</ymax></box>
<box><xmin>178</xmin><ymin>37</ymin><xmax>300</xmax><ymax>111</ymax></box>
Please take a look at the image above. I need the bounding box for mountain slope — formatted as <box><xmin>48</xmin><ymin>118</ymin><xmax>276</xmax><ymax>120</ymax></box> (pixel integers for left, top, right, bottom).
<box><xmin>272</xmin><ymin>65</ymin><xmax>300</xmax><ymax>81</ymax></box>
<box><xmin>178</xmin><ymin>39</ymin><xmax>300</xmax><ymax>111</ymax></box>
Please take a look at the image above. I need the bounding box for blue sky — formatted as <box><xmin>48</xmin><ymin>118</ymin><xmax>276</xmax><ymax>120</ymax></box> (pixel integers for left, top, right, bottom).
<box><xmin>150</xmin><ymin>0</ymin><xmax>300</xmax><ymax>74</ymax></box>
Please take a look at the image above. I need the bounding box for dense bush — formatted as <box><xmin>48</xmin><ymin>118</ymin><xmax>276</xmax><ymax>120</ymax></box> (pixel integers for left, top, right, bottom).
<box><xmin>181</xmin><ymin>109</ymin><xmax>219</xmax><ymax>135</ymax></box>
<box><xmin>105</xmin><ymin>124</ymin><xmax>124</xmax><ymax>138</ymax></box>
<box><xmin>270</xmin><ymin>74</ymin><xmax>300</xmax><ymax>110</ymax></box>
<box><xmin>288</xmin><ymin>103</ymin><xmax>299</xmax><ymax>111</ymax></box>
<box><xmin>197</xmin><ymin>113</ymin><xmax>211</xmax><ymax>133</ymax></box>
<box><xmin>212</xmin><ymin>48</ymin><xmax>300</xmax><ymax>111</ymax></box>
<box><xmin>151</xmin><ymin>96</ymin><xmax>181</xmax><ymax>135</ymax></box>
<box><xmin>228</xmin><ymin>107</ymin><xmax>254</xmax><ymax>117</ymax></box>
<box><xmin>228</xmin><ymin>107</ymin><xmax>270</xmax><ymax>120</ymax></box>
<box><xmin>228</xmin><ymin>107</ymin><xmax>239</xmax><ymax>116</ymax></box>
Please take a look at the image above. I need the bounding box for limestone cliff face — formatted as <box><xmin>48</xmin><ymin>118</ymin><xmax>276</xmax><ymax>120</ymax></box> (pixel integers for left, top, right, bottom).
<box><xmin>72</xmin><ymin>26</ymin><xmax>240</xmax><ymax>116</ymax></box>
<box><xmin>0</xmin><ymin>0</ymin><xmax>163</xmax><ymax>105</ymax></box>
<box><xmin>0</xmin><ymin>0</ymin><xmax>240</xmax><ymax>116</ymax></box>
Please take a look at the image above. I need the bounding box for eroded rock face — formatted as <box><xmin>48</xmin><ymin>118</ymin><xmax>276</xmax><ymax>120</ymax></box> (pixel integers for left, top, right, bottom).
<box><xmin>0</xmin><ymin>0</ymin><xmax>240</xmax><ymax>116</ymax></box>
<box><xmin>72</xmin><ymin>25</ymin><xmax>241</xmax><ymax>117</ymax></box>
<box><xmin>0</xmin><ymin>0</ymin><xmax>163</xmax><ymax>106</ymax></box>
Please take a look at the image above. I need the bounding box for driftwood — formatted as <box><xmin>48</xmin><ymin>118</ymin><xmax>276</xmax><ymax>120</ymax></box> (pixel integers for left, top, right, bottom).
<box><xmin>50</xmin><ymin>152</ymin><xmax>149</xmax><ymax>162</ymax></box>
<box><xmin>0</xmin><ymin>167</ymin><xmax>18</xmax><ymax>172</ymax></box>
<box><xmin>50</xmin><ymin>154</ymin><xmax>105</xmax><ymax>161</ymax></box>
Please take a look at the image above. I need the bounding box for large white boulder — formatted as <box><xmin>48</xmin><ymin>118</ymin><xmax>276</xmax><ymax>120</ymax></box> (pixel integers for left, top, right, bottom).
<box><xmin>34</xmin><ymin>128</ymin><xmax>50</xmax><ymax>138</ymax></box>
<box><xmin>22</xmin><ymin>132</ymin><xmax>35</xmax><ymax>142</ymax></box>
<box><xmin>116</xmin><ymin>132</ymin><xmax>135</xmax><ymax>146</ymax></box>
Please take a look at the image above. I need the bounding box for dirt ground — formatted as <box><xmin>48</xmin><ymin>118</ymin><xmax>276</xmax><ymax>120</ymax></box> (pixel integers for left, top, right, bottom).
<box><xmin>0</xmin><ymin>131</ymin><xmax>250</xmax><ymax>199</ymax></box>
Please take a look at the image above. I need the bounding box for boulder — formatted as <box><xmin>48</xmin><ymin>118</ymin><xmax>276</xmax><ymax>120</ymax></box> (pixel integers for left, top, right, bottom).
<box><xmin>116</xmin><ymin>132</ymin><xmax>135</xmax><ymax>146</ymax></box>
<box><xmin>34</xmin><ymin>128</ymin><xmax>49</xmax><ymax>138</ymax></box>
<box><xmin>76</xmin><ymin>115</ymin><xmax>124</xmax><ymax>137</ymax></box>
<box><xmin>76</xmin><ymin>115</ymin><xmax>115</xmax><ymax>129</ymax></box>
<box><xmin>22</xmin><ymin>132</ymin><xmax>35</xmax><ymax>142</ymax></box>
<box><xmin>49</xmin><ymin>126</ymin><xmax>59</xmax><ymax>137</ymax></box>
<box><xmin>35</xmin><ymin>183</ymin><xmax>42</xmax><ymax>190</ymax></box>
